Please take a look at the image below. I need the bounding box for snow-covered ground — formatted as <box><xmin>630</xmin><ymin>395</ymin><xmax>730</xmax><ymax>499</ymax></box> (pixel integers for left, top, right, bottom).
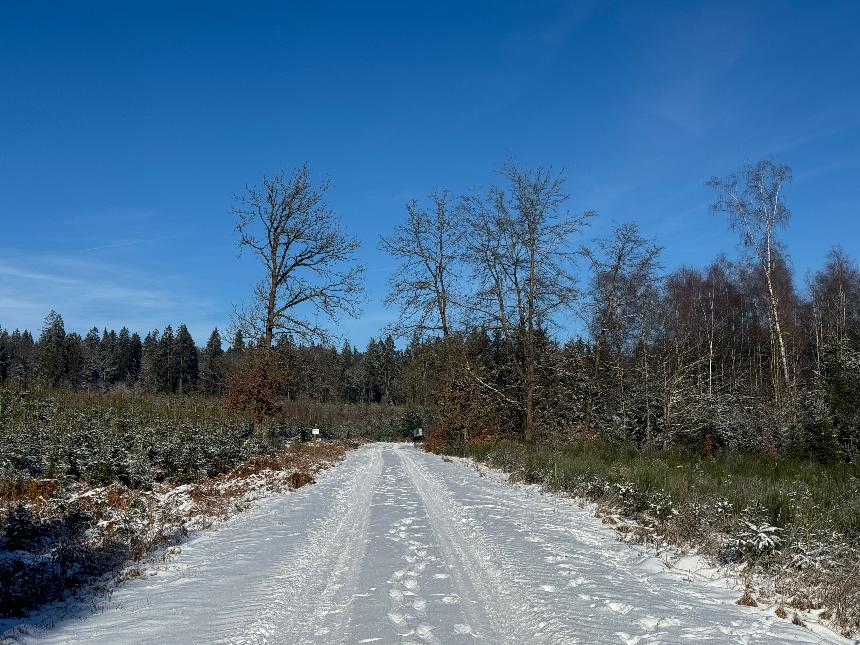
<box><xmin>2</xmin><ymin>443</ymin><xmax>851</xmax><ymax>644</ymax></box>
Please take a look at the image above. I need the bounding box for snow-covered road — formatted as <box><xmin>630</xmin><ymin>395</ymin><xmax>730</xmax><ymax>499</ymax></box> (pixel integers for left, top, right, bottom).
<box><xmin>9</xmin><ymin>443</ymin><xmax>846</xmax><ymax>644</ymax></box>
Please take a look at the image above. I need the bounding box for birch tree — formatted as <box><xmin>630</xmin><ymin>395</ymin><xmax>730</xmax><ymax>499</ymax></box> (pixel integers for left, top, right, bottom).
<box><xmin>708</xmin><ymin>160</ymin><xmax>793</xmax><ymax>394</ymax></box>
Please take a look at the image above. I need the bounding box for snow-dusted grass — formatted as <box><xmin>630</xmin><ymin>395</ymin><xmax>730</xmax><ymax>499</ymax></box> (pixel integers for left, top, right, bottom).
<box><xmin>437</xmin><ymin>439</ymin><xmax>860</xmax><ymax>637</ymax></box>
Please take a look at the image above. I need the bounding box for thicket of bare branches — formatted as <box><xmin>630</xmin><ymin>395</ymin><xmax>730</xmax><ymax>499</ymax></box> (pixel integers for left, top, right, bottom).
<box><xmin>233</xmin><ymin>164</ymin><xmax>364</xmax><ymax>347</ymax></box>
<box><xmin>380</xmin><ymin>161</ymin><xmax>860</xmax><ymax>461</ymax></box>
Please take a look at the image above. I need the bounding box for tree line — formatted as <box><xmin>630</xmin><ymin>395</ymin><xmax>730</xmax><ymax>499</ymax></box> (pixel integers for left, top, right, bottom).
<box><xmin>2</xmin><ymin>159</ymin><xmax>858</xmax><ymax>461</ymax></box>
<box><xmin>0</xmin><ymin>313</ymin><xmax>424</xmax><ymax>406</ymax></box>
<box><xmin>0</xmin><ymin>313</ymin><xmax>213</xmax><ymax>394</ymax></box>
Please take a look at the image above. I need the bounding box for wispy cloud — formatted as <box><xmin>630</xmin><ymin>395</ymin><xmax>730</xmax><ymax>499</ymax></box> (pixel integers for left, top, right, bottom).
<box><xmin>0</xmin><ymin>253</ymin><xmax>212</xmax><ymax>337</ymax></box>
<box><xmin>76</xmin><ymin>236</ymin><xmax>175</xmax><ymax>253</ymax></box>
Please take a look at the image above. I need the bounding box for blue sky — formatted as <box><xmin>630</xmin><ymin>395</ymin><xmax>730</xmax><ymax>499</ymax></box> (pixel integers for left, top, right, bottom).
<box><xmin>1</xmin><ymin>1</ymin><xmax>859</xmax><ymax>347</ymax></box>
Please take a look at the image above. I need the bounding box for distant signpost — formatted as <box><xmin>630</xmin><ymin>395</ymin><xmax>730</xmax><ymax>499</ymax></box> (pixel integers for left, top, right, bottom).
<box><xmin>412</xmin><ymin>427</ymin><xmax>423</xmax><ymax>445</ymax></box>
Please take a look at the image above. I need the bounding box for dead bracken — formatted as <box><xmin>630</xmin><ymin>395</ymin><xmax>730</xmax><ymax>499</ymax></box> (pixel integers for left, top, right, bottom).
<box><xmin>736</xmin><ymin>589</ymin><xmax>759</xmax><ymax>607</ymax></box>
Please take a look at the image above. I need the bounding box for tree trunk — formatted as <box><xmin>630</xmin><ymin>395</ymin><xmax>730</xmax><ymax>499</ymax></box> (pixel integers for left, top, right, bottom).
<box><xmin>764</xmin><ymin>235</ymin><xmax>791</xmax><ymax>390</ymax></box>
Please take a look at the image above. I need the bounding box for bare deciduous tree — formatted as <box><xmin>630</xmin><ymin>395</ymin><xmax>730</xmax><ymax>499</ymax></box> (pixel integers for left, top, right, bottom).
<box><xmin>580</xmin><ymin>222</ymin><xmax>662</xmax><ymax>435</ymax></box>
<box><xmin>380</xmin><ymin>190</ymin><xmax>461</xmax><ymax>339</ymax></box>
<box><xmin>463</xmin><ymin>163</ymin><xmax>594</xmax><ymax>442</ymax></box>
<box><xmin>233</xmin><ymin>164</ymin><xmax>364</xmax><ymax>346</ymax></box>
<box><xmin>809</xmin><ymin>246</ymin><xmax>860</xmax><ymax>368</ymax></box>
<box><xmin>708</xmin><ymin>160</ymin><xmax>792</xmax><ymax>393</ymax></box>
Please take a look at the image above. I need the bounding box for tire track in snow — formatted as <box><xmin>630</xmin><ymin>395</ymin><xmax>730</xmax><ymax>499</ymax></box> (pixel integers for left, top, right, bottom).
<box><xmin>349</xmin><ymin>445</ymin><xmax>475</xmax><ymax>645</ymax></box>
<box><xmin>230</xmin><ymin>445</ymin><xmax>382</xmax><ymax>644</ymax></box>
<box><xmin>398</xmin><ymin>447</ymin><xmax>570</xmax><ymax>644</ymax></box>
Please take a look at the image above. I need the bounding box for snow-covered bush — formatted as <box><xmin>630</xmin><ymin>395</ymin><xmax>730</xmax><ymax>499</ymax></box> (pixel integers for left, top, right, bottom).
<box><xmin>733</xmin><ymin>517</ymin><xmax>784</xmax><ymax>557</ymax></box>
<box><xmin>647</xmin><ymin>490</ymin><xmax>678</xmax><ymax>522</ymax></box>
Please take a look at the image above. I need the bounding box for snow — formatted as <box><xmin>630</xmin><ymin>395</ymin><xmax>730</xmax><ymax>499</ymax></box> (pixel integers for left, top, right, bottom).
<box><xmin>2</xmin><ymin>443</ymin><xmax>851</xmax><ymax>644</ymax></box>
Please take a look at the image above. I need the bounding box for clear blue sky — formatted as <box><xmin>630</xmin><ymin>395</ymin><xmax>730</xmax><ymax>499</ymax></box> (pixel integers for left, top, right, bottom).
<box><xmin>2</xmin><ymin>1</ymin><xmax>859</xmax><ymax>347</ymax></box>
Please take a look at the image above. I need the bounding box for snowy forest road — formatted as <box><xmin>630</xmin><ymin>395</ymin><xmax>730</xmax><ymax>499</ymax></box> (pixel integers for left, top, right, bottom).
<box><xmin>16</xmin><ymin>443</ymin><xmax>844</xmax><ymax>644</ymax></box>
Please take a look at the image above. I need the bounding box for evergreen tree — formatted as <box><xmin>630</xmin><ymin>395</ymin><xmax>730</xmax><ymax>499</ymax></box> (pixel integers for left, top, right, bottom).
<box><xmin>363</xmin><ymin>339</ymin><xmax>383</xmax><ymax>403</ymax></box>
<box><xmin>159</xmin><ymin>325</ymin><xmax>175</xmax><ymax>392</ymax></box>
<box><xmin>99</xmin><ymin>328</ymin><xmax>121</xmax><ymax>385</ymax></box>
<box><xmin>140</xmin><ymin>330</ymin><xmax>161</xmax><ymax>392</ymax></box>
<box><xmin>200</xmin><ymin>328</ymin><xmax>225</xmax><ymax>395</ymax></box>
<box><xmin>9</xmin><ymin>330</ymin><xmax>34</xmax><ymax>386</ymax></box>
<box><xmin>0</xmin><ymin>327</ymin><xmax>9</xmax><ymax>384</ymax></box>
<box><xmin>379</xmin><ymin>335</ymin><xmax>402</xmax><ymax>404</ymax></box>
<box><xmin>81</xmin><ymin>327</ymin><xmax>101</xmax><ymax>388</ymax></box>
<box><xmin>230</xmin><ymin>329</ymin><xmax>246</xmax><ymax>353</ymax></box>
<box><xmin>127</xmin><ymin>332</ymin><xmax>143</xmax><ymax>385</ymax></box>
<box><xmin>117</xmin><ymin>327</ymin><xmax>131</xmax><ymax>383</ymax></box>
<box><xmin>174</xmin><ymin>324</ymin><xmax>198</xmax><ymax>393</ymax></box>
<box><xmin>64</xmin><ymin>332</ymin><xmax>84</xmax><ymax>386</ymax></box>
<box><xmin>338</xmin><ymin>340</ymin><xmax>360</xmax><ymax>402</ymax></box>
<box><xmin>36</xmin><ymin>310</ymin><xmax>67</xmax><ymax>387</ymax></box>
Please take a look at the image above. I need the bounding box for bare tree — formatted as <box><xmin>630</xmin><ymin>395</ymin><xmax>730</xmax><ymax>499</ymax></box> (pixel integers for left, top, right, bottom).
<box><xmin>809</xmin><ymin>246</ymin><xmax>860</xmax><ymax>368</ymax></box>
<box><xmin>580</xmin><ymin>222</ymin><xmax>662</xmax><ymax>436</ymax></box>
<box><xmin>708</xmin><ymin>160</ymin><xmax>792</xmax><ymax>393</ymax></box>
<box><xmin>380</xmin><ymin>190</ymin><xmax>461</xmax><ymax>339</ymax></box>
<box><xmin>463</xmin><ymin>163</ymin><xmax>594</xmax><ymax>442</ymax></box>
<box><xmin>233</xmin><ymin>164</ymin><xmax>364</xmax><ymax>346</ymax></box>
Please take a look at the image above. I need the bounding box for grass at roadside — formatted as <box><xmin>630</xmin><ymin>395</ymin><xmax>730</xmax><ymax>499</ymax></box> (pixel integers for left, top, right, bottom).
<box><xmin>434</xmin><ymin>439</ymin><xmax>860</xmax><ymax>637</ymax></box>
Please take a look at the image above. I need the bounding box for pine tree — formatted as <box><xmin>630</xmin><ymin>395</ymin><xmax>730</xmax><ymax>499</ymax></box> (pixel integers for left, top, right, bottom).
<box><xmin>363</xmin><ymin>339</ymin><xmax>383</xmax><ymax>403</ymax></box>
<box><xmin>81</xmin><ymin>327</ymin><xmax>101</xmax><ymax>388</ymax></box>
<box><xmin>99</xmin><ymin>328</ymin><xmax>121</xmax><ymax>386</ymax></box>
<box><xmin>140</xmin><ymin>331</ymin><xmax>161</xmax><ymax>392</ymax></box>
<box><xmin>174</xmin><ymin>324</ymin><xmax>198</xmax><ymax>393</ymax></box>
<box><xmin>64</xmin><ymin>332</ymin><xmax>84</xmax><ymax>387</ymax></box>
<box><xmin>0</xmin><ymin>327</ymin><xmax>10</xmax><ymax>385</ymax></box>
<box><xmin>117</xmin><ymin>327</ymin><xmax>131</xmax><ymax>383</ymax></box>
<box><xmin>230</xmin><ymin>329</ymin><xmax>246</xmax><ymax>353</ymax></box>
<box><xmin>159</xmin><ymin>325</ymin><xmax>175</xmax><ymax>392</ymax></box>
<box><xmin>36</xmin><ymin>310</ymin><xmax>67</xmax><ymax>387</ymax></box>
<box><xmin>127</xmin><ymin>332</ymin><xmax>143</xmax><ymax>385</ymax></box>
<box><xmin>9</xmin><ymin>330</ymin><xmax>34</xmax><ymax>386</ymax></box>
<box><xmin>200</xmin><ymin>328</ymin><xmax>225</xmax><ymax>395</ymax></box>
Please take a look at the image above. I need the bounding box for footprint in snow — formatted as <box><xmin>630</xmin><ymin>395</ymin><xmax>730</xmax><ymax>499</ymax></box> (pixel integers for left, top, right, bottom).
<box><xmin>606</xmin><ymin>601</ymin><xmax>634</xmax><ymax>615</ymax></box>
<box><xmin>387</xmin><ymin>611</ymin><xmax>409</xmax><ymax>625</ymax></box>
